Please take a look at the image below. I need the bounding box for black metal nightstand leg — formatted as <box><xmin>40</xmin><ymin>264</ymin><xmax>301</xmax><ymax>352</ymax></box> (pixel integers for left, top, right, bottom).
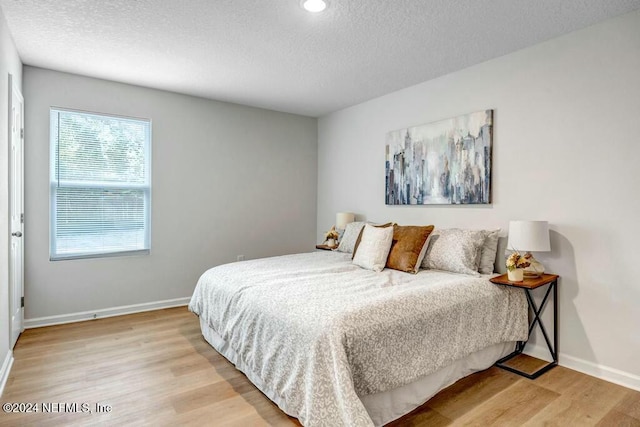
<box><xmin>554</xmin><ymin>279</ymin><xmax>558</xmax><ymax>360</ymax></box>
<box><xmin>495</xmin><ymin>279</ymin><xmax>558</xmax><ymax>379</ymax></box>
<box><xmin>526</xmin><ymin>284</ymin><xmax>557</xmax><ymax>361</ymax></box>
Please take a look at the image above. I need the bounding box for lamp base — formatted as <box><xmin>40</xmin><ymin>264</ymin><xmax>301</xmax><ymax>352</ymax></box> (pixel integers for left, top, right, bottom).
<box><xmin>523</xmin><ymin>253</ymin><xmax>545</xmax><ymax>278</ymax></box>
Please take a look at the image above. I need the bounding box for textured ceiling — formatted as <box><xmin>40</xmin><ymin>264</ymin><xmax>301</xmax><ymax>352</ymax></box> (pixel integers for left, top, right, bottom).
<box><xmin>1</xmin><ymin>0</ymin><xmax>640</xmax><ymax>117</ymax></box>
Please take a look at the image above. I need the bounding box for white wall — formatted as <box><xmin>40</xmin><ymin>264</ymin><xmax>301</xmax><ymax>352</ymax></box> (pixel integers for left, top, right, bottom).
<box><xmin>318</xmin><ymin>10</ymin><xmax>640</xmax><ymax>386</ymax></box>
<box><xmin>0</xmin><ymin>8</ymin><xmax>22</xmax><ymax>388</ymax></box>
<box><xmin>24</xmin><ymin>67</ymin><xmax>317</xmax><ymax>321</ymax></box>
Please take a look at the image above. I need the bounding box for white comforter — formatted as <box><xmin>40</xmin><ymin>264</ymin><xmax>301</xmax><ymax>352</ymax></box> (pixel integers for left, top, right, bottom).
<box><xmin>189</xmin><ymin>251</ymin><xmax>527</xmax><ymax>426</ymax></box>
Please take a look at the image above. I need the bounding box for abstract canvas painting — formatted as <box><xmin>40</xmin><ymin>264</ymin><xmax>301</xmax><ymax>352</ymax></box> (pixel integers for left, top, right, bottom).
<box><xmin>385</xmin><ymin>110</ymin><xmax>493</xmax><ymax>205</ymax></box>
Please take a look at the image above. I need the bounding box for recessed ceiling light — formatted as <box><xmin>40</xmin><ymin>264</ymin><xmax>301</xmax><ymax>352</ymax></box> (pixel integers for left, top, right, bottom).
<box><xmin>301</xmin><ymin>0</ymin><xmax>327</xmax><ymax>13</ymax></box>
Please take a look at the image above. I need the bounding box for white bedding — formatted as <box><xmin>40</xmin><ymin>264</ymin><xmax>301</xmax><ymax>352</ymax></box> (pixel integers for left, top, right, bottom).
<box><xmin>189</xmin><ymin>251</ymin><xmax>528</xmax><ymax>426</ymax></box>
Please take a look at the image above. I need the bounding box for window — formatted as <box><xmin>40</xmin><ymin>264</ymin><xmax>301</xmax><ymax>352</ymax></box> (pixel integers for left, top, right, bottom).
<box><xmin>50</xmin><ymin>108</ymin><xmax>151</xmax><ymax>260</ymax></box>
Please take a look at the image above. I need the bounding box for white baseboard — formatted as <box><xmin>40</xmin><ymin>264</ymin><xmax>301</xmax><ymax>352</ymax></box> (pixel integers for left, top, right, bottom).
<box><xmin>559</xmin><ymin>353</ymin><xmax>640</xmax><ymax>392</ymax></box>
<box><xmin>24</xmin><ymin>297</ymin><xmax>191</xmax><ymax>329</ymax></box>
<box><xmin>524</xmin><ymin>344</ymin><xmax>640</xmax><ymax>392</ymax></box>
<box><xmin>0</xmin><ymin>350</ymin><xmax>14</xmax><ymax>396</ymax></box>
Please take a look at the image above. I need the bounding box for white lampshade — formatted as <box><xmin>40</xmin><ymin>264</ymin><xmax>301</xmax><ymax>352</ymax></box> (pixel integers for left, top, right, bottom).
<box><xmin>336</xmin><ymin>212</ymin><xmax>355</xmax><ymax>230</ymax></box>
<box><xmin>507</xmin><ymin>220</ymin><xmax>551</xmax><ymax>252</ymax></box>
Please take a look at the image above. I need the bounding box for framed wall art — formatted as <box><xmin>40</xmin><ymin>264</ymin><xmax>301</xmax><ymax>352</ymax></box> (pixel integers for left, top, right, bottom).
<box><xmin>385</xmin><ymin>109</ymin><xmax>493</xmax><ymax>205</ymax></box>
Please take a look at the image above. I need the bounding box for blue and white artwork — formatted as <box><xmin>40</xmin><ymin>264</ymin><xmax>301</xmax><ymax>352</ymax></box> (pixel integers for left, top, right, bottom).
<box><xmin>385</xmin><ymin>110</ymin><xmax>493</xmax><ymax>205</ymax></box>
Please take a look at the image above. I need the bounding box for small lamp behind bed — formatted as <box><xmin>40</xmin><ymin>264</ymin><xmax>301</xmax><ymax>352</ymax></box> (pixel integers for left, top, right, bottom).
<box><xmin>336</xmin><ymin>212</ymin><xmax>355</xmax><ymax>230</ymax></box>
<box><xmin>335</xmin><ymin>212</ymin><xmax>355</xmax><ymax>246</ymax></box>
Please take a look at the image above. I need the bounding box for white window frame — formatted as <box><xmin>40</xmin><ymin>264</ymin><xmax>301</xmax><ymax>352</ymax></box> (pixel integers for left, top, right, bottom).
<box><xmin>49</xmin><ymin>107</ymin><xmax>152</xmax><ymax>261</ymax></box>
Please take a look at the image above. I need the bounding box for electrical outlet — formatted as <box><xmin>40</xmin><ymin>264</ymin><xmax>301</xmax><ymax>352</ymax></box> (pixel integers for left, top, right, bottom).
<box><xmin>237</xmin><ymin>255</ymin><xmax>245</xmax><ymax>261</ymax></box>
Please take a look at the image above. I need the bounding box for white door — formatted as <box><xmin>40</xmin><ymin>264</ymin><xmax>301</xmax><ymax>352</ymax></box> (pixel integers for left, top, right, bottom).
<box><xmin>9</xmin><ymin>74</ymin><xmax>24</xmax><ymax>348</ymax></box>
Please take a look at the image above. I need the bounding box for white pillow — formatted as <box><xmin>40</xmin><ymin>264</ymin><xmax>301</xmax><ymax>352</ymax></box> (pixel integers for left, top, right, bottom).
<box><xmin>336</xmin><ymin>221</ymin><xmax>366</xmax><ymax>253</ymax></box>
<box><xmin>478</xmin><ymin>229</ymin><xmax>500</xmax><ymax>274</ymax></box>
<box><xmin>422</xmin><ymin>228</ymin><xmax>486</xmax><ymax>275</ymax></box>
<box><xmin>352</xmin><ymin>224</ymin><xmax>394</xmax><ymax>272</ymax></box>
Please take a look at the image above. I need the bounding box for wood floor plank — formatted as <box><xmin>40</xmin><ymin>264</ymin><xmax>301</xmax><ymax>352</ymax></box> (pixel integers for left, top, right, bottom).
<box><xmin>171</xmin><ymin>381</ymin><xmax>243</xmax><ymax>414</ymax></box>
<box><xmin>173</xmin><ymin>394</ymin><xmax>269</xmax><ymax>425</ymax></box>
<box><xmin>450</xmin><ymin>379</ymin><xmax>559</xmax><ymax>425</ymax></box>
<box><xmin>386</xmin><ymin>406</ymin><xmax>451</xmax><ymax>427</ymax></box>
<box><xmin>522</xmin><ymin>395</ymin><xmax>613</xmax><ymax>426</ymax></box>
<box><xmin>558</xmin><ymin>373</ymin><xmax>630</xmax><ymax>411</ymax></box>
<box><xmin>531</xmin><ymin>364</ymin><xmax>587</xmax><ymax>394</ymax></box>
<box><xmin>615</xmin><ymin>389</ymin><xmax>640</xmax><ymax>420</ymax></box>
<box><xmin>425</xmin><ymin>366</ymin><xmax>521</xmax><ymax>419</ymax></box>
<box><xmin>2</xmin><ymin>306</ymin><xmax>639</xmax><ymax>426</ymax></box>
<box><xmin>596</xmin><ymin>410</ymin><xmax>640</xmax><ymax>427</ymax></box>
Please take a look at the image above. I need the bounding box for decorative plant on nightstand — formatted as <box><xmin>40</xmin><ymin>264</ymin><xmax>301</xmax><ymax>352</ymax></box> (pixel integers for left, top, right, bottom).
<box><xmin>506</xmin><ymin>251</ymin><xmax>531</xmax><ymax>282</ymax></box>
<box><xmin>324</xmin><ymin>226</ymin><xmax>340</xmax><ymax>248</ymax></box>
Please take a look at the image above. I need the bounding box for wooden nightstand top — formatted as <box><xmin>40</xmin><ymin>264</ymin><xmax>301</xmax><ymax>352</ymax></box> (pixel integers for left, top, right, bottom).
<box><xmin>316</xmin><ymin>244</ymin><xmax>337</xmax><ymax>251</ymax></box>
<box><xmin>490</xmin><ymin>273</ymin><xmax>559</xmax><ymax>289</ymax></box>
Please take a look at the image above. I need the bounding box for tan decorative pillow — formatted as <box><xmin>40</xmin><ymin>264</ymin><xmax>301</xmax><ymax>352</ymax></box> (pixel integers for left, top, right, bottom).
<box><xmin>352</xmin><ymin>224</ymin><xmax>394</xmax><ymax>272</ymax></box>
<box><xmin>352</xmin><ymin>223</ymin><xmax>393</xmax><ymax>259</ymax></box>
<box><xmin>386</xmin><ymin>225</ymin><xmax>435</xmax><ymax>273</ymax></box>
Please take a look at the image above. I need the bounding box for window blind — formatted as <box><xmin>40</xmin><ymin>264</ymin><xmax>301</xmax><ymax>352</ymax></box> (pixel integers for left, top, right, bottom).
<box><xmin>50</xmin><ymin>108</ymin><xmax>151</xmax><ymax>260</ymax></box>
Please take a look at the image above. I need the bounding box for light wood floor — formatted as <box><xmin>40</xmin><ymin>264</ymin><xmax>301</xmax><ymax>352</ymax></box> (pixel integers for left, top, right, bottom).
<box><xmin>2</xmin><ymin>307</ymin><xmax>639</xmax><ymax>426</ymax></box>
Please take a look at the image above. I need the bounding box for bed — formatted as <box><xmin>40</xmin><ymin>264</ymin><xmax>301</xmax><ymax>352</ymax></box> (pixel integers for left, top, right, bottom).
<box><xmin>189</xmin><ymin>250</ymin><xmax>528</xmax><ymax>426</ymax></box>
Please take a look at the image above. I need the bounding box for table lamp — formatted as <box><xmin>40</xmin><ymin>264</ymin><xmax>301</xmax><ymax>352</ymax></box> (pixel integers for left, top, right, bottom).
<box><xmin>507</xmin><ymin>220</ymin><xmax>550</xmax><ymax>278</ymax></box>
<box><xmin>336</xmin><ymin>212</ymin><xmax>355</xmax><ymax>230</ymax></box>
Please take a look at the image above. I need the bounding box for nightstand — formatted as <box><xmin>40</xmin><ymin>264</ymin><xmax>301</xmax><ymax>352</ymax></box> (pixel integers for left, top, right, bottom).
<box><xmin>490</xmin><ymin>273</ymin><xmax>559</xmax><ymax>379</ymax></box>
<box><xmin>315</xmin><ymin>244</ymin><xmax>336</xmax><ymax>251</ymax></box>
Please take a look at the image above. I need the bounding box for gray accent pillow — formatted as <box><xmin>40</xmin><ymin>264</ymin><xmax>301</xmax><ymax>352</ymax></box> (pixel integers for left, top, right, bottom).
<box><xmin>336</xmin><ymin>221</ymin><xmax>366</xmax><ymax>253</ymax></box>
<box><xmin>478</xmin><ymin>229</ymin><xmax>501</xmax><ymax>274</ymax></box>
<box><xmin>422</xmin><ymin>228</ymin><xmax>486</xmax><ymax>275</ymax></box>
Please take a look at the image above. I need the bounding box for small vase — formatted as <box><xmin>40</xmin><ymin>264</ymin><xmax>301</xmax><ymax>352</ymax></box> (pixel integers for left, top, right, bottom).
<box><xmin>326</xmin><ymin>239</ymin><xmax>336</xmax><ymax>248</ymax></box>
<box><xmin>507</xmin><ymin>268</ymin><xmax>524</xmax><ymax>282</ymax></box>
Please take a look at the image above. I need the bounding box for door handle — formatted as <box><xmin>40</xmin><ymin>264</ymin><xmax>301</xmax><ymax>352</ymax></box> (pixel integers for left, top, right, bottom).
<box><xmin>11</xmin><ymin>231</ymin><xmax>22</xmax><ymax>237</ymax></box>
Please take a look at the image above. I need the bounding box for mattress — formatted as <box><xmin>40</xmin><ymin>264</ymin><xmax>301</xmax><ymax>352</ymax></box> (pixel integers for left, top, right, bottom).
<box><xmin>189</xmin><ymin>251</ymin><xmax>527</xmax><ymax>426</ymax></box>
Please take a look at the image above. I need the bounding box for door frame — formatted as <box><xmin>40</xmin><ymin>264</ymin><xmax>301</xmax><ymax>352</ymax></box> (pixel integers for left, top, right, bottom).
<box><xmin>8</xmin><ymin>73</ymin><xmax>24</xmax><ymax>348</ymax></box>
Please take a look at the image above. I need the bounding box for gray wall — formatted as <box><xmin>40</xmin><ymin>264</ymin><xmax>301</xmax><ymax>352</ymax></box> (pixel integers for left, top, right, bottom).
<box><xmin>317</xmin><ymin>10</ymin><xmax>640</xmax><ymax>385</ymax></box>
<box><xmin>24</xmin><ymin>67</ymin><xmax>317</xmax><ymax>320</ymax></box>
<box><xmin>0</xmin><ymin>8</ymin><xmax>22</xmax><ymax>380</ymax></box>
